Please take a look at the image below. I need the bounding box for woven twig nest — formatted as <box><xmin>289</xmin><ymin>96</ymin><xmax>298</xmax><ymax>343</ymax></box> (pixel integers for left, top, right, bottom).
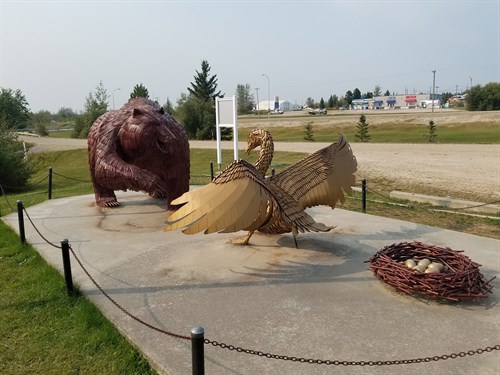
<box><xmin>368</xmin><ymin>241</ymin><xmax>495</xmax><ymax>302</ymax></box>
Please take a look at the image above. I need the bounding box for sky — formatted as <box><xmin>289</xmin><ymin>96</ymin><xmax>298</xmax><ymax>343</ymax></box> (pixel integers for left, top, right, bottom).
<box><xmin>0</xmin><ymin>0</ymin><xmax>499</xmax><ymax>113</ymax></box>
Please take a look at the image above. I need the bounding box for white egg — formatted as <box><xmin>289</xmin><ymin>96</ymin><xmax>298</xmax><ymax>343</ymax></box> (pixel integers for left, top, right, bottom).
<box><xmin>428</xmin><ymin>262</ymin><xmax>444</xmax><ymax>272</ymax></box>
<box><xmin>424</xmin><ymin>266</ymin><xmax>441</xmax><ymax>273</ymax></box>
<box><xmin>404</xmin><ymin>259</ymin><xmax>417</xmax><ymax>269</ymax></box>
<box><xmin>414</xmin><ymin>264</ymin><xmax>427</xmax><ymax>273</ymax></box>
<box><xmin>418</xmin><ymin>258</ymin><xmax>431</xmax><ymax>267</ymax></box>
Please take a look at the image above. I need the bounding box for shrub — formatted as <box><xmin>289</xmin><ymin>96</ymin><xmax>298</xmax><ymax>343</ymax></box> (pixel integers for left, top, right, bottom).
<box><xmin>354</xmin><ymin>114</ymin><xmax>370</xmax><ymax>142</ymax></box>
<box><xmin>304</xmin><ymin>122</ymin><xmax>314</xmax><ymax>141</ymax></box>
<box><xmin>0</xmin><ymin>120</ymin><xmax>32</xmax><ymax>191</ymax></box>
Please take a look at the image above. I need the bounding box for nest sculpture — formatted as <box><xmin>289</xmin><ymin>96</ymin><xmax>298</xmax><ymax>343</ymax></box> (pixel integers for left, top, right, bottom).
<box><xmin>368</xmin><ymin>241</ymin><xmax>495</xmax><ymax>302</ymax></box>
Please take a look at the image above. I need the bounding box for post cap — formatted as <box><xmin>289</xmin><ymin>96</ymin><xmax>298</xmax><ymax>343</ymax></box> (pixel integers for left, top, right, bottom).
<box><xmin>191</xmin><ymin>326</ymin><xmax>205</xmax><ymax>338</ymax></box>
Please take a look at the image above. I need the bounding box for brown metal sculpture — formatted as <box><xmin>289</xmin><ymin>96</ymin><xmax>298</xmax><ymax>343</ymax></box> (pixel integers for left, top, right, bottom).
<box><xmin>88</xmin><ymin>98</ymin><xmax>190</xmax><ymax>209</ymax></box>
<box><xmin>164</xmin><ymin>129</ymin><xmax>357</xmax><ymax>246</ymax></box>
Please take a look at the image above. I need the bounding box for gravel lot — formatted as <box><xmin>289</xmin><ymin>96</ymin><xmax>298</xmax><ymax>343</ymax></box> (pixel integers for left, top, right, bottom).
<box><xmin>19</xmin><ymin>133</ymin><xmax>499</xmax><ymax>203</ymax></box>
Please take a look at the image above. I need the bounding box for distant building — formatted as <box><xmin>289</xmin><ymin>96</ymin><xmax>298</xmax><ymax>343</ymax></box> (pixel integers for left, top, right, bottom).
<box><xmin>368</xmin><ymin>94</ymin><xmax>434</xmax><ymax>109</ymax></box>
<box><xmin>257</xmin><ymin>99</ymin><xmax>301</xmax><ymax>112</ymax></box>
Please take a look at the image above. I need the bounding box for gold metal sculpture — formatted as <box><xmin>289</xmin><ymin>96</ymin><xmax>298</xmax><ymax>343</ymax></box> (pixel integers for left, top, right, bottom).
<box><xmin>164</xmin><ymin>129</ymin><xmax>357</xmax><ymax>246</ymax></box>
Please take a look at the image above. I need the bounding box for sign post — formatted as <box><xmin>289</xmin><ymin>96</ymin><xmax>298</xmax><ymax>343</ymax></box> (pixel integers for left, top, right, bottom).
<box><xmin>215</xmin><ymin>96</ymin><xmax>238</xmax><ymax>169</ymax></box>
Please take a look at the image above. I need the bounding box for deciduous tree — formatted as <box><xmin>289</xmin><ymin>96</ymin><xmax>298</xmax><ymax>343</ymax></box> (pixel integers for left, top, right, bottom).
<box><xmin>466</xmin><ymin>82</ymin><xmax>500</xmax><ymax>111</ymax></box>
<box><xmin>327</xmin><ymin>95</ymin><xmax>338</xmax><ymax>108</ymax></box>
<box><xmin>353</xmin><ymin>88</ymin><xmax>361</xmax><ymax>100</ymax></box>
<box><xmin>72</xmin><ymin>81</ymin><xmax>109</xmax><ymax>138</ymax></box>
<box><xmin>0</xmin><ymin>88</ymin><xmax>30</xmax><ymax>129</ymax></box>
<box><xmin>236</xmin><ymin>83</ymin><xmax>254</xmax><ymax>114</ymax></box>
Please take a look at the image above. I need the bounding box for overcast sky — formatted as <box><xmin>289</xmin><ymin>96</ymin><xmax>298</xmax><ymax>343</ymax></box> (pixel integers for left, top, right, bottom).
<box><xmin>1</xmin><ymin>0</ymin><xmax>499</xmax><ymax>113</ymax></box>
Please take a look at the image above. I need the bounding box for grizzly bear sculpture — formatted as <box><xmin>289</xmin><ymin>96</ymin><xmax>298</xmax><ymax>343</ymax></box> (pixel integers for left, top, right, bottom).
<box><xmin>87</xmin><ymin>98</ymin><xmax>190</xmax><ymax>209</ymax></box>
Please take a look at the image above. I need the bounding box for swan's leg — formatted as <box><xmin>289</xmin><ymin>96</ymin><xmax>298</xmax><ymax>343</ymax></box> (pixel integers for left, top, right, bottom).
<box><xmin>243</xmin><ymin>230</ymin><xmax>255</xmax><ymax>245</ymax></box>
<box><xmin>229</xmin><ymin>230</ymin><xmax>255</xmax><ymax>246</ymax></box>
<box><xmin>293</xmin><ymin>234</ymin><xmax>298</xmax><ymax>249</ymax></box>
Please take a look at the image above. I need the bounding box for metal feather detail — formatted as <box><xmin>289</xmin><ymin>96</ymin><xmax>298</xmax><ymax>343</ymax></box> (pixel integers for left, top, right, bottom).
<box><xmin>164</xmin><ymin>129</ymin><xmax>357</xmax><ymax>246</ymax></box>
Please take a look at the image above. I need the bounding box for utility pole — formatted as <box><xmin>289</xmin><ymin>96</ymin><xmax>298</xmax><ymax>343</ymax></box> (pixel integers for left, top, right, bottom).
<box><xmin>431</xmin><ymin>70</ymin><xmax>436</xmax><ymax>113</ymax></box>
<box><xmin>262</xmin><ymin>73</ymin><xmax>270</xmax><ymax>119</ymax></box>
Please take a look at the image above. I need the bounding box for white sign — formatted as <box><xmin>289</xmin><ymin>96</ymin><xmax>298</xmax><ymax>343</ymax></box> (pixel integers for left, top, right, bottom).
<box><xmin>215</xmin><ymin>96</ymin><xmax>238</xmax><ymax>167</ymax></box>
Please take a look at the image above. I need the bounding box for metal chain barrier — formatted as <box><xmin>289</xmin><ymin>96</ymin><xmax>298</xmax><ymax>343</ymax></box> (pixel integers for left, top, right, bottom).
<box><xmin>67</xmin><ymin>244</ymin><xmax>191</xmax><ymax>341</ymax></box>
<box><xmin>17</xmin><ymin>202</ymin><xmax>500</xmax><ymax>367</ymax></box>
<box><xmin>0</xmin><ymin>175</ymin><xmax>48</xmax><ymax>191</ymax></box>
<box><xmin>204</xmin><ymin>340</ymin><xmax>500</xmax><ymax>366</ymax></box>
<box><xmin>364</xmin><ymin>184</ymin><xmax>500</xmax><ymax>213</ymax></box>
<box><xmin>22</xmin><ymin>206</ymin><xmax>60</xmax><ymax>249</ymax></box>
<box><xmin>51</xmin><ymin>171</ymin><xmax>91</xmax><ymax>184</ymax></box>
<box><xmin>0</xmin><ymin>183</ymin><xmax>15</xmax><ymax>212</ymax></box>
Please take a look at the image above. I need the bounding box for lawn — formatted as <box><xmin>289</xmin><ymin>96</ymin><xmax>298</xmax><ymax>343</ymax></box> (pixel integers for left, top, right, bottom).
<box><xmin>0</xmin><ymin>220</ymin><xmax>157</xmax><ymax>375</ymax></box>
<box><xmin>236</xmin><ymin>122</ymin><xmax>500</xmax><ymax>143</ymax></box>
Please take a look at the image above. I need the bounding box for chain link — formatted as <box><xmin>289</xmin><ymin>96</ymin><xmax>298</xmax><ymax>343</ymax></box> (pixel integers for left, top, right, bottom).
<box><xmin>205</xmin><ymin>339</ymin><xmax>500</xmax><ymax>366</ymax></box>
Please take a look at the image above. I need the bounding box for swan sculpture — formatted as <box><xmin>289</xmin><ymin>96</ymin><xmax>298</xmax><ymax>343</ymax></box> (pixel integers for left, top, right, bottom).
<box><xmin>164</xmin><ymin>129</ymin><xmax>357</xmax><ymax>247</ymax></box>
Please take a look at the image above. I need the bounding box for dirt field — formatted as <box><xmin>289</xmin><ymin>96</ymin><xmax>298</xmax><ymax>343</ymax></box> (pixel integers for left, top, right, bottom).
<box><xmin>238</xmin><ymin>108</ymin><xmax>500</xmax><ymax>128</ymax></box>
<box><xmin>19</xmin><ymin>109</ymin><xmax>500</xmax><ymax>204</ymax></box>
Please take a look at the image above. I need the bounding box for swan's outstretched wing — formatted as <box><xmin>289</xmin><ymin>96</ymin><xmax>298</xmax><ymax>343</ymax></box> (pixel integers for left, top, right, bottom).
<box><xmin>270</xmin><ymin>133</ymin><xmax>357</xmax><ymax>210</ymax></box>
<box><xmin>164</xmin><ymin>160</ymin><xmax>329</xmax><ymax>235</ymax></box>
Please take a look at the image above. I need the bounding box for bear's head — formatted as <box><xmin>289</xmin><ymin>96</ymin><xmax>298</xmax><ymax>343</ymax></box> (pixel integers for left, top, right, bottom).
<box><xmin>118</xmin><ymin>104</ymin><xmax>175</xmax><ymax>159</ymax></box>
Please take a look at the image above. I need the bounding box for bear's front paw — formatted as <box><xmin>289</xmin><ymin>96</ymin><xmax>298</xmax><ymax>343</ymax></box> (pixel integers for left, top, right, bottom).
<box><xmin>96</xmin><ymin>197</ymin><xmax>120</xmax><ymax>207</ymax></box>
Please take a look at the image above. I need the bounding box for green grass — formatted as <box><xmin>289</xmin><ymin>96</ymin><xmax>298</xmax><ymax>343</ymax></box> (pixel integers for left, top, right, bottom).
<box><xmin>0</xmin><ymin>221</ymin><xmax>156</xmax><ymax>375</ymax></box>
<box><xmin>237</xmin><ymin>122</ymin><xmax>500</xmax><ymax>143</ymax></box>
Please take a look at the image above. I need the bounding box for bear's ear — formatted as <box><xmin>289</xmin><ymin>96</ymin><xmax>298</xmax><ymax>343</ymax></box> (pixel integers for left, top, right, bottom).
<box><xmin>158</xmin><ymin>107</ymin><xmax>165</xmax><ymax>115</ymax></box>
<box><xmin>132</xmin><ymin>108</ymin><xmax>142</xmax><ymax>117</ymax></box>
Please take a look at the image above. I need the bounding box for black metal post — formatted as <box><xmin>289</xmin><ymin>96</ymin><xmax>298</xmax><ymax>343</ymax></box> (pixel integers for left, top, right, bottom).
<box><xmin>361</xmin><ymin>178</ymin><xmax>367</xmax><ymax>213</ymax></box>
<box><xmin>271</xmin><ymin>168</ymin><xmax>275</xmax><ymax>176</ymax></box>
<box><xmin>210</xmin><ymin>162</ymin><xmax>214</xmax><ymax>181</ymax></box>
<box><xmin>48</xmin><ymin>167</ymin><xmax>53</xmax><ymax>200</ymax></box>
<box><xmin>191</xmin><ymin>326</ymin><xmax>205</xmax><ymax>375</ymax></box>
<box><xmin>61</xmin><ymin>239</ymin><xmax>74</xmax><ymax>296</ymax></box>
<box><xmin>17</xmin><ymin>200</ymin><xmax>26</xmax><ymax>244</ymax></box>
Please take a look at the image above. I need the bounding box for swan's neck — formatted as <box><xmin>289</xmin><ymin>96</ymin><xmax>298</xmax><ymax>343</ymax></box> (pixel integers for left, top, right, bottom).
<box><xmin>254</xmin><ymin>133</ymin><xmax>274</xmax><ymax>177</ymax></box>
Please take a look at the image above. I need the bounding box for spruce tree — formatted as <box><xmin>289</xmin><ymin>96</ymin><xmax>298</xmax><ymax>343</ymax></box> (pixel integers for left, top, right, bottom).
<box><xmin>177</xmin><ymin>60</ymin><xmax>227</xmax><ymax>140</ymax></box>
<box><xmin>354</xmin><ymin>114</ymin><xmax>370</xmax><ymax>142</ymax></box>
<box><xmin>188</xmin><ymin>60</ymin><xmax>221</xmax><ymax>101</ymax></box>
<box><xmin>304</xmin><ymin>122</ymin><xmax>314</xmax><ymax>141</ymax></box>
<box><xmin>130</xmin><ymin>83</ymin><xmax>149</xmax><ymax>99</ymax></box>
<box><xmin>425</xmin><ymin>120</ymin><xmax>437</xmax><ymax>142</ymax></box>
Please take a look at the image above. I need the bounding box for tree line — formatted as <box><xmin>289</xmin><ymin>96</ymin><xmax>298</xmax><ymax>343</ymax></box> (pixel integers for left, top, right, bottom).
<box><xmin>1</xmin><ymin>63</ymin><xmax>500</xmax><ymax>139</ymax></box>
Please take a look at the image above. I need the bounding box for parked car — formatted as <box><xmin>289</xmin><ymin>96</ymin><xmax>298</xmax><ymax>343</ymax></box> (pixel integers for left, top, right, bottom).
<box><xmin>308</xmin><ymin>108</ymin><xmax>327</xmax><ymax>115</ymax></box>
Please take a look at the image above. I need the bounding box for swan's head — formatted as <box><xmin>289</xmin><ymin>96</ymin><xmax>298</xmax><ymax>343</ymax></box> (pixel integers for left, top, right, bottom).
<box><xmin>246</xmin><ymin>128</ymin><xmax>271</xmax><ymax>154</ymax></box>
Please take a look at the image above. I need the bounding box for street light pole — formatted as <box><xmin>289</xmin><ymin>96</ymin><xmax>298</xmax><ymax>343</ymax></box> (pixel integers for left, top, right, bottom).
<box><xmin>262</xmin><ymin>74</ymin><xmax>270</xmax><ymax>119</ymax></box>
<box><xmin>431</xmin><ymin>70</ymin><xmax>436</xmax><ymax>113</ymax></box>
<box><xmin>112</xmin><ymin>88</ymin><xmax>121</xmax><ymax>110</ymax></box>
<box><xmin>255</xmin><ymin>88</ymin><xmax>260</xmax><ymax>118</ymax></box>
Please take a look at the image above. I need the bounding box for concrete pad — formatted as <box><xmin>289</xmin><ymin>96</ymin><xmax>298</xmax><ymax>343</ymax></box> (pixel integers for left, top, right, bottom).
<box><xmin>3</xmin><ymin>191</ymin><xmax>499</xmax><ymax>375</ymax></box>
